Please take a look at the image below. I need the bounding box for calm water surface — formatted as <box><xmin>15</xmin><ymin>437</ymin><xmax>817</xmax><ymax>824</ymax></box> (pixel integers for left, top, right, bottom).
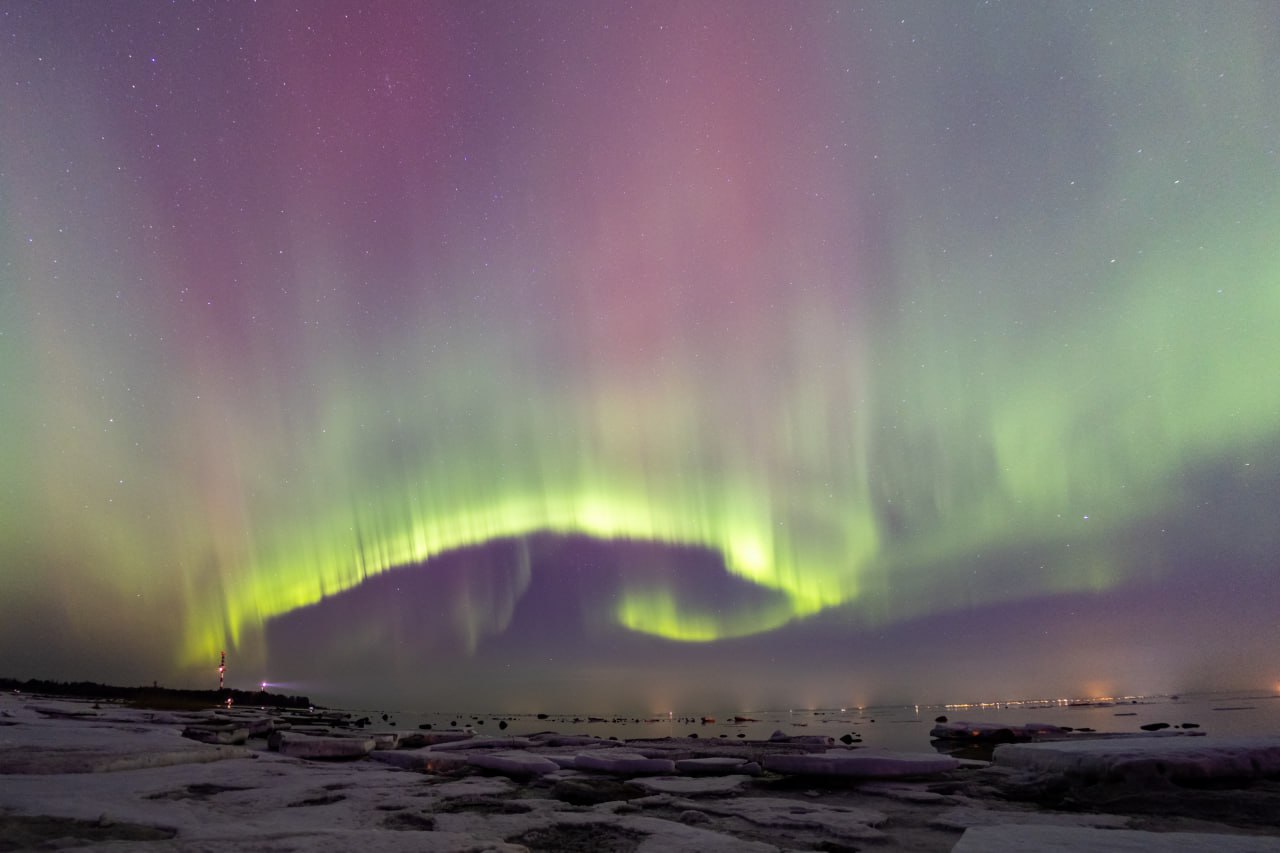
<box><xmin>352</xmin><ymin>691</ymin><xmax>1280</xmax><ymax>754</ymax></box>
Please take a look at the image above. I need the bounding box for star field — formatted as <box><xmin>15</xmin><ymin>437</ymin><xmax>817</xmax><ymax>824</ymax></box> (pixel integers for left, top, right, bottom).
<box><xmin>1</xmin><ymin>1</ymin><xmax>1278</xmax><ymax>708</ymax></box>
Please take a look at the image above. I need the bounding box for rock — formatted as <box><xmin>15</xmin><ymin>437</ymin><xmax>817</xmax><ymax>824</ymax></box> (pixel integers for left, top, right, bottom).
<box><xmin>498</xmin><ymin>720</ymin><xmax>508</xmax><ymax>730</ymax></box>
<box><xmin>466</xmin><ymin>750</ymin><xmax>560</xmax><ymax>777</ymax></box>
<box><xmin>763</xmin><ymin>748</ymin><xmax>960</xmax><ymax>778</ymax></box>
<box><xmin>1140</xmin><ymin>722</ymin><xmax>1171</xmax><ymax>731</ymax></box>
<box><xmin>270</xmin><ymin>731</ymin><xmax>375</xmax><ymax>760</ymax></box>
<box><xmin>839</xmin><ymin>733</ymin><xmax>855</xmax><ymax>745</ymax></box>
<box><xmin>936</xmin><ymin>715</ymin><xmax>948</xmax><ymax>723</ymax></box>
<box><xmin>574</xmin><ymin>750</ymin><xmax>677</xmax><ymax>775</ymax></box>
<box><xmin>1181</xmin><ymin>722</ymin><xmax>1201</xmax><ymax>729</ymax></box>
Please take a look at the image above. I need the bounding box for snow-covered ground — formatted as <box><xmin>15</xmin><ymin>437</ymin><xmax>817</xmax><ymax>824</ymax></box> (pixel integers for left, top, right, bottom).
<box><xmin>2</xmin><ymin>693</ymin><xmax>1279</xmax><ymax>851</ymax></box>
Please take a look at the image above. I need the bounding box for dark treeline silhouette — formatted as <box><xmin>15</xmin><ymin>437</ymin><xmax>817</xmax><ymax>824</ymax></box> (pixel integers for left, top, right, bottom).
<box><xmin>0</xmin><ymin>677</ymin><xmax>312</xmax><ymax>710</ymax></box>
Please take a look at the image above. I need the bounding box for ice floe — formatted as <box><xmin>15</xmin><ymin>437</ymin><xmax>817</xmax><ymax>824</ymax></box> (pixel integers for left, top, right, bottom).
<box><xmin>993</xmin><ymin>734</ymin><xmax>1280</xmax><ymax>783</ymax></box>
<box><xmin>763</xmin><ymin>747</ymin><xmax>959</xmax><ymax>777</ymax></box>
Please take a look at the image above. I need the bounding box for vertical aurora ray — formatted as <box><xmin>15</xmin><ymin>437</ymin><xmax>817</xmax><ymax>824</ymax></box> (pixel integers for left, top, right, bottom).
<box><xmin>1</xmin><ymin>2</ymin><xmax>1277</xmax><ymax>692</ymax></box>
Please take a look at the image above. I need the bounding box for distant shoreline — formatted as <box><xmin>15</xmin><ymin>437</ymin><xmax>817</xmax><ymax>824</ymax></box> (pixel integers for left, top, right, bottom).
<box><xmin>0</xmin><ymin>676</ymin><xmax>313</xmax><ymax>711</ymax></box>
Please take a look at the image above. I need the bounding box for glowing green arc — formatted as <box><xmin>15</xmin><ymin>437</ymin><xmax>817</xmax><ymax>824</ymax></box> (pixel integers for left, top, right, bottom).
<box><xmin>186</xmin><ymin>486</ymin><xmax>879</xmax><ymax>665</ymax></box>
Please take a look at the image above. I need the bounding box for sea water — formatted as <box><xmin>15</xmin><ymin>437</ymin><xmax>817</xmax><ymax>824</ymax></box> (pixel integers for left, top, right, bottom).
<box><xmin>350</xmin><ymin>690</ymin><xmax>1280</xmax><ymax>754</ymax></box>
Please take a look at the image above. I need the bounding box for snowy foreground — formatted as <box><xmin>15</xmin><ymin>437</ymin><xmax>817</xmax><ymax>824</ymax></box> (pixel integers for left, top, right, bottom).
<box><xmin>2</xmin><ymin>696</ymin><xmax>1279</xmax><ymax>851</ymax></box>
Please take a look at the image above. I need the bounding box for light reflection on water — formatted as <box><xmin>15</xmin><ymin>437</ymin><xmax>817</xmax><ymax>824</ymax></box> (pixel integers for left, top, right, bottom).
<box><xmin>344</xmin><ymin>691</ymin><xmax>1280</xmax><ymax>754</ymax></box>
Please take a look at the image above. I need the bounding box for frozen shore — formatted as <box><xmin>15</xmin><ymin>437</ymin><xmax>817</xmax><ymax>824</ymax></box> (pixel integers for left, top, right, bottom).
<box><xmin>2</xmin><ymin>693</ymin><xmax>1279</xmax><ymax>851</ymax></box>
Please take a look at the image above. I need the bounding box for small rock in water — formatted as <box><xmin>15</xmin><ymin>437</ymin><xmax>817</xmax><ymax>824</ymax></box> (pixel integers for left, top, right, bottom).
<box><xmin>935</xmin><ymin>715</ymin><xmax>948</xmax><ymax>723</ymax></box>
<box><xmin>419</xmin><ymin>723</ymin><xmax>433</xmax><ymax>730</ymax></box>
<box><xmin>499</xmin><ymin>720</ymin><xmax>508</xmax><ymax>730</ymax></box>
<box><xmin>1181</xmin><ymin>722</ymin><xmax>1200</xmax><ymax>729</ymax></box>
<box><xmin>1140</xmin><ymin>722</ymin><xmax>1171</xmax><ymax>731</ymax></box>
<box><xmin>840</xmin><ymin>733</ymin><xmax>855</xmax><ymax>745</ymax></box>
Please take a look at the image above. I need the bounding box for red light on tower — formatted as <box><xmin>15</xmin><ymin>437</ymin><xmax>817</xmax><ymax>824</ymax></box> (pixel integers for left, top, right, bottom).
<box><xmin>219</xmin><ymin>651</ymin><xmax>226</xmax><ymax>691</ymax></box>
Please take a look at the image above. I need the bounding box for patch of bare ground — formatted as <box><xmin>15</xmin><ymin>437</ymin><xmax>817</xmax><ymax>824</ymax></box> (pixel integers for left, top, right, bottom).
<box><xmin>507</xmin><ymin>822</ymin><xmax>645</xmax><ymax>853</ymax></box>
<box><xmin>0</xmin><ymin>814</ymin><xmax>177</xmax><ymax>850</ymax></box>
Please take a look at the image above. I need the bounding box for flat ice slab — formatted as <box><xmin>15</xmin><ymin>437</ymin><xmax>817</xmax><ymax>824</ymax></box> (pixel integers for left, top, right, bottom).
<box><xmin>466</xmin><ymin>749</ymin><xmax>561</xmax><ymax>777</ymax></box>
<box><xmin>629</xmin><ymin>773</ymin><xmax>754</xmax><ymax>794</ymax></box>
<box><xmin>763</xmin><ymin>748</ymin><xmax>959</xmax><ymax>777</ymax></box>
<box><xmin>573</xmin><ymin>750</ymin><xmax>677</xmax><ymax>775</ymax></box>
<box><xmin>952</xmin><ymin>824</ymin><xmax>1280</xmax><ymax>852</ymax></box>
<box><xmin>271</xmin><ymin>731</ymin><xmax>375</xmax><ymax>760</ymax></box>
<box><xmin>993</xmin><ymin>735</ymin><xmax>1280</xmax><ymax>782</ymax></box>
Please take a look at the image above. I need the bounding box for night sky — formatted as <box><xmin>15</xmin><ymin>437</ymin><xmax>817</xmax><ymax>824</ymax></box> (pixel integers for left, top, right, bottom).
<box><xmin>2</xmin><ymin>2</ymin><xmax>1278</xmax><ymax>712</ymax></box>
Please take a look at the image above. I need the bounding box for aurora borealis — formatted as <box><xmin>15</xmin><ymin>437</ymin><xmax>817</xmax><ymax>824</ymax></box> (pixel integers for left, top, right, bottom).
<box><xmin>2</xmin><ymin>1</ymin><xmax>1278</xmax><ymax>710</ymax></box>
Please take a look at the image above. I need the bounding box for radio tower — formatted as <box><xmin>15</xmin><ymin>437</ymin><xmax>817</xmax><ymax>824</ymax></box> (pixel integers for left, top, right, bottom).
<box><xmin>219</xmin><ymin>651</ymin><xmax>226</xmax><ymax>691</ymax></box>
